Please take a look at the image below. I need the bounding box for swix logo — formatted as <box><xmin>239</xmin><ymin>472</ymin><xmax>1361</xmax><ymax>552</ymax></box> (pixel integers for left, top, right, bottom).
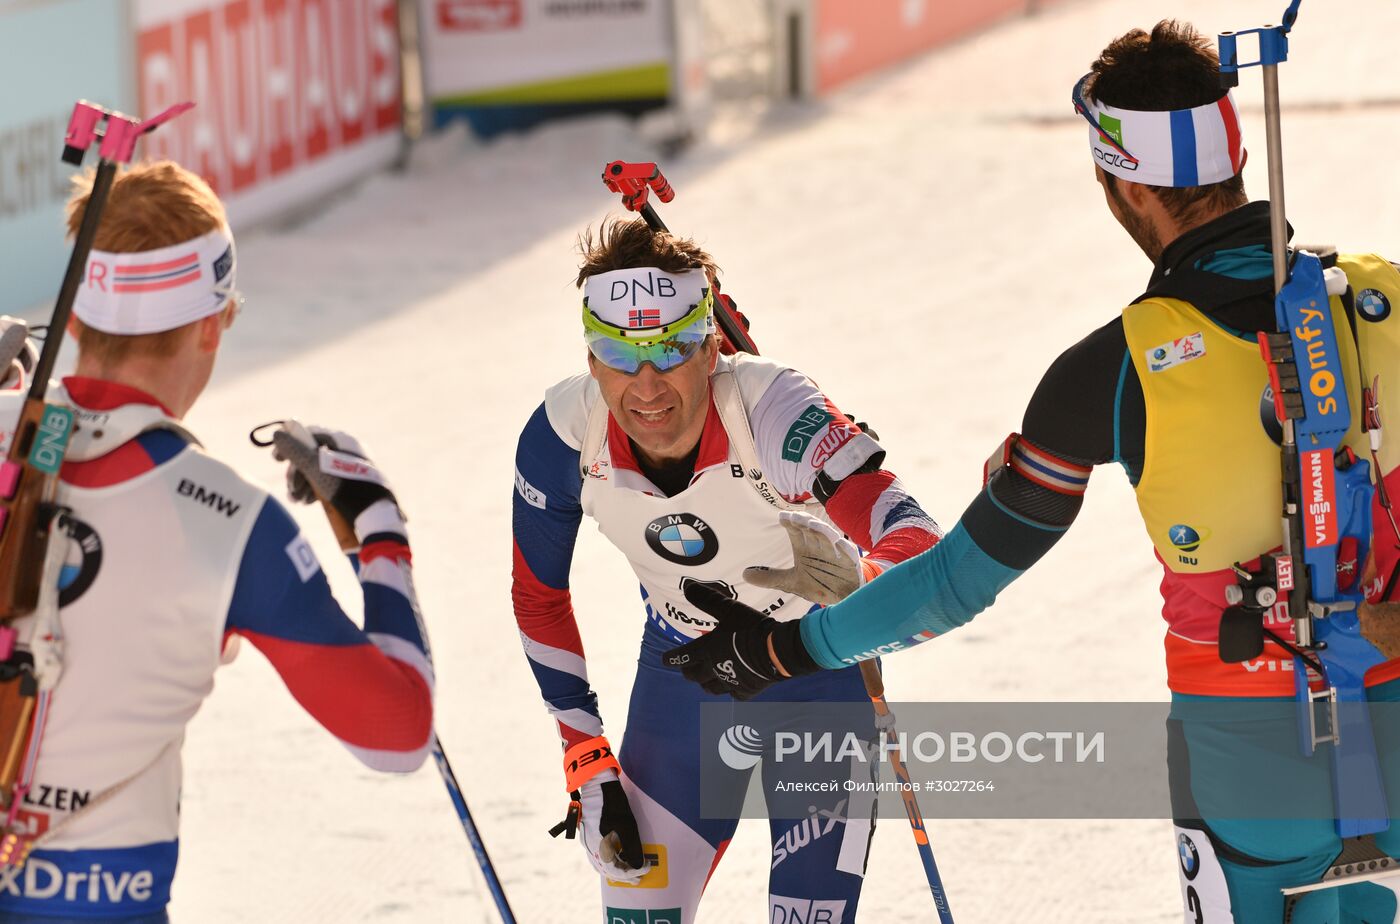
<box><xmin>0</xmin><ymin>859</ymin><xmax>155</xmax><ymax>903</ymax></box>
<box><xmin>327</xmin><ymin>456</ymin><xmax>372</xmax><ymax>478</ymax></box>
<box><xmin>811</xmin><ymin>424</ymin><xmax>858</xmax><ymax>468</ymax></box>
<box><xmin>772</xmin><ymin>799</ymin><xmax>847</xmax><ymax>869</ymax></box>
<box><xmin>1292</xmin><ymin>306</ymin><xmax>1341</xmax><ymax>417</ymax></box>
<box><xmin>177</xmin><ymin>478</ymin><xmax>242</xmax><ymax>518</ymax></box>
<box><xmin>1301</xmin><ymin>450</ymin><xmax>1337</xmax><ymax>548</ymax></box>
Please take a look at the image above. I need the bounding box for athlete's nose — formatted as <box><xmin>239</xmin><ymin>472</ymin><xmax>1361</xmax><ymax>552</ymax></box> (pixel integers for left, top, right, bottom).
<box><xmin>628</xmin><ymin>364</ymin><xmax>670</xmax><ymax>404</ymax></box>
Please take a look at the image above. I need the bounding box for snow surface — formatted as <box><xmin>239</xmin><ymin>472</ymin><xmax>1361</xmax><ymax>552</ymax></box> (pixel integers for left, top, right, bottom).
<box><xmin>157</xmin><ymin>0</ymin><xmax>1400</xmax><ymax>920</ymax></box>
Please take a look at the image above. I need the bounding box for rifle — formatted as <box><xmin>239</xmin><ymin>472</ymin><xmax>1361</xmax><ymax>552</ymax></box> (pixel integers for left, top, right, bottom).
<box><xmin>0</xmin><ymin>100</ymin><xmax>190</xmax><ymax>864</ymax></box>
<box><xmin>1215</xmin><ymin>1</ymin><xmax>1400</xmax><ymax>898</ymax></box>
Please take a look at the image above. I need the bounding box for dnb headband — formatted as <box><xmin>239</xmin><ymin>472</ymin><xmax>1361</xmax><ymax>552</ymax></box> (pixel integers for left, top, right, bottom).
<box><xmin>582</xmin><ymin>267</ymin><xmax>712</xmax><ymax>335</ymax></box>
<box><xmin>74</xmin><ymin>226</ymin><xmax>237</xmax><ymax>335</ymax></box>
<box><xmin>1073</xmin><ymin>74</ymin><xmax>1244</xmax><ymax>188</ymax></box>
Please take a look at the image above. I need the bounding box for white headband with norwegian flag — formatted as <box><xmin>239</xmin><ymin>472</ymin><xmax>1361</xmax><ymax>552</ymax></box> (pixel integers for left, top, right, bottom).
<box><xmin>74</xmin><ymin>226</ymin><xmax>237</xmax><ymax>335</ymax></box>
<box><xmin>583</xmin><ymin>267</ymin><xmax>710</xmax><ymax>332</ymax></box>
<box><xmin>1086</xmin><ymin>91</ymin><xmax>1244</xmax><ymax>188</ymax></box>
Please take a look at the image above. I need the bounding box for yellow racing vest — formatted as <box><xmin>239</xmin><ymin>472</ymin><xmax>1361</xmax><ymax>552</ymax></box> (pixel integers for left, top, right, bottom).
<box><xmin>1121</xmin><ymin>253</ymin><xmax>1400</xmax><ymax>696</ymax></box>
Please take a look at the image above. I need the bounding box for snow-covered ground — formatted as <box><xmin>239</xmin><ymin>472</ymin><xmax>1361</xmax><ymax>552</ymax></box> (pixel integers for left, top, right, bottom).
<box><xmin>161</xmin><ymin>1</ymin><xmax>1400</xmax><ymax>920</ymax></box>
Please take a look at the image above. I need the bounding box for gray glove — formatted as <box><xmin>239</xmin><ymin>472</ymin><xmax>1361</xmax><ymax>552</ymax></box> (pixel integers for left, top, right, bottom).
<box><xmin>744</xmin><ymin>511</ymin><xmax>865</xmax><ymax>605</ymax></box>
<box><xmin>269</xmin><ymin>421</ymin><xmax>405</xmax><ymax>542</ymax></box>
<box><xmin>0</xmin><ymin>317</ymin><xmax>38</xmax><ymax>390</ymax></box>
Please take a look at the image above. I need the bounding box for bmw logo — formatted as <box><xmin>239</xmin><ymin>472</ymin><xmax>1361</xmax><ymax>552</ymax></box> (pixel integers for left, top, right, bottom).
<box><xmin>57</xmin><ymin>517</ymin><xmax>102</xmax><ymax>607</ymax></box>
<box><xmin>1178</xmin><ymin>833</ymin><xmax>1200</xmax><ymax>880</ymax></box>
<box><xmin>1357</xmin><ymin>288</ymin><xmax>1391</xmax><ymax>323</ymax></box>
<box><xmin>1169</xmin><ymin>524</ymin><xmax>1202</xmax><ymax>553</ymax></box>
<box><xmin>646</xmin><ymin>513</ymin><xmax>719</xmax><ymax>566</ymax></box>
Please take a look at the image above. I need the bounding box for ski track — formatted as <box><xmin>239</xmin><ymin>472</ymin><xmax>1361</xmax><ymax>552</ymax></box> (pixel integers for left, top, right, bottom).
<box><xmin>163</xmin><ymin>0</ymin><xmax>1400</xmax><ymax>920</ymax></box>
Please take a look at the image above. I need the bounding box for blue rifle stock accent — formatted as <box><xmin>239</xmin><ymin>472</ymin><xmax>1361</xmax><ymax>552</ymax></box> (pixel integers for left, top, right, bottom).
<box><xmin>1279</xmin><ymin>254</ymin><xmax>1353</xmax><ymax>601</ymax></box>
<box><xmin>1218</xmin><ymin>2</ymin><xmax>1298</xmax><ymax>86</ymax></box>
<box><xmin>1279</xmin><ymin>255</ymin><xmax>1387</xmax><ymax>838</ymax></box>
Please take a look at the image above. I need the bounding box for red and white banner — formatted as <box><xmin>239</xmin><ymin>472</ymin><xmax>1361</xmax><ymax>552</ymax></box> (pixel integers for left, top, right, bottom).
<box><xmin>137</xmin><ymin>0</ymin><xmax>401</xmax><ymax>225</ymax></box>
<box><xmin>815</xmin><ymin>0</ymin><xmax>1048</xmax><ymax>95</ymax></box>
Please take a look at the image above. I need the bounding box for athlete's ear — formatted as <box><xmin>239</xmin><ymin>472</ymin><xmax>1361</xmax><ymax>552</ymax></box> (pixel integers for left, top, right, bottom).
<box><xmin>587</xmin><ymin>350</ymin><xmax>599</xmax><ymax>380</ymax></box>
<box><xmin>706</xmin><ymin>335</ymin><xmax>719</xmax><ymax>373</ymax></box>
<box><xmin>1240</xmin><ymin>148</ymin><xmax>1249</xmax><ymax>172</ymax></box>
<box><xmin>195</xmin><ymin>312</ymin><xmax>223</xmax><ymax>353</ymax></box>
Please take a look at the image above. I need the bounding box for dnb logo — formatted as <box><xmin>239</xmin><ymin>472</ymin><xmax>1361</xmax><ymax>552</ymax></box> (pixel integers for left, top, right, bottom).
<box><xmin>1358</xmin><ymin>288</ymin><xmax>1392</xmax><ymax>322</ymax></box>
<box><xmin>57</xmin><ymin>517</ymin><xmax>102</xmax><ymax>607</ymax></box>
<box><xmin>645</xmin><ymin>513</ymin><xmax>718</xmax><ymax>566</ymax></box>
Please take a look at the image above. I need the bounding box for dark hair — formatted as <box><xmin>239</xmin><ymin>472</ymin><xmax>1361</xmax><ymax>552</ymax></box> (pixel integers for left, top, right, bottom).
<box><xmin>1084</xmin><ymin>20</ymin><xmax>1247</xmax><ymax>222</ymax></box>
<box><xmin>575</xmin><ymin>217</ymin><xmax>720</xmax><ymax>288</ymax></box>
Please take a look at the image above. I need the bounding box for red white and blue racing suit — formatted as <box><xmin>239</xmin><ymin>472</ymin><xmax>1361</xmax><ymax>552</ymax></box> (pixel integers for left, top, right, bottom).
<box><xmin>0</xmin><ymin>376</ymin><xmax>433</xmax><ymax>923</ymax></box>
<box><xmin>512</xmin><ymin>353</ymin><xmax>940</xmax><ymax>922</ymax></box>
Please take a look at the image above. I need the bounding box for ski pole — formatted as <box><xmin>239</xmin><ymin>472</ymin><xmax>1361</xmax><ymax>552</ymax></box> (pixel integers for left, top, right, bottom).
<box><xmin>859</xmin><ymin>661</ymin><xmax>956</xmax><ymax>923</ymax></box>
<box><xmin>432</xmin><ymin>735</ymin><xmax>518</xmax><ymax>923</ymax></box>
<box><xmin>247</xmin><ymin>423</ymin><xmax>518</xmax><ymax>922</ymax></box>
<box><xmin>599</xmin><ymin>161</ymin><xmax>955</xmax><ymax>913</ymax></box>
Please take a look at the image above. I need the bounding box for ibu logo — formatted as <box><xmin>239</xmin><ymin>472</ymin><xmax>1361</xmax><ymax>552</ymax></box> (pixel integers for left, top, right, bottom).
<box><xmin>1169</xmin><ymin>524</ymin><xmax>1203</xmax><ymax>553</ymax></box>
<box><xmin>1169</xmin><ymin>524</ymin><xmax>1210</xmax><ymax>566</ymax></box>
<box><xmin>645</xmin><ymin>513</ymin><xmax>719</xmax><ymax>566</ymax></box>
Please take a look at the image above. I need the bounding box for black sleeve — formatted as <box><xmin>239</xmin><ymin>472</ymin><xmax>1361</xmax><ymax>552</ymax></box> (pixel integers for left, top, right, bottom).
<box><xmin>1020</xmin><ymin>316</ymin><xmax>1132</xmax><ymax>468</ymax></box>
<box><xmin>963</xmin><ymin>318</ymin><xmax>1136</xmax><ymax>567</ymax></box>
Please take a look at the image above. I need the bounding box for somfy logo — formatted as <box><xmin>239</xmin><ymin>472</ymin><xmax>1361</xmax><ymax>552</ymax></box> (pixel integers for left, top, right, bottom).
<box><xmin>718</xmin><ymin>724</ymin><xmax>764</xmax><ymax>770</ymax></box>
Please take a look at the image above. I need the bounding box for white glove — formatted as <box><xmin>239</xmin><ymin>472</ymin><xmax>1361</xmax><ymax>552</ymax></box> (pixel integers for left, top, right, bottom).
<box><xmin>0</xmin><ymin>317</ymin><xmax>38</xmax><ymax>390</ymax></box>
<box><xmin>744</xmin><ymin>510</ymin><xmax>866</xmax><ymax>605</ymax></box>
<box><xmin>576</xmin><ymin>770</ymin><xmax>650</xmax><ymax>884</ymax></box>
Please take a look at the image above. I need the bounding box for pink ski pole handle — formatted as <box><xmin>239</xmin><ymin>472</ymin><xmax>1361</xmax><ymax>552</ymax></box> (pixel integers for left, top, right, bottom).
<box><xmin>62</xmin><ymin>100</ymin><xmax>194</xmax><ymax>166</ymax></box>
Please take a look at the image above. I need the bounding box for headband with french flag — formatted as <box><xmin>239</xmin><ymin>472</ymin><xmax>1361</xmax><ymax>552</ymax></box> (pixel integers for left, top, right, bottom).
<box><xmin>1073</xmin><ymin>74</ymin><xmax>1244</xmax><ymax>188</ymax></box>
<box><xmin>74</xmin><ymin>226</ymin><xmax>237</xmax><ymax>335</ymax></box>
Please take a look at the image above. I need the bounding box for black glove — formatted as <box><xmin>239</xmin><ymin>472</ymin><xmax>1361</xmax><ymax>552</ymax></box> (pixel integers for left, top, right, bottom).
<box><xmin>660</xmin><ymin>584</ymin><xmax>820</xmax><ymax>700</ymax></box>
<box><xmin>551</xmin><ymin>777</ymin><xmax>648</xmax><ymax>883</ymax></box>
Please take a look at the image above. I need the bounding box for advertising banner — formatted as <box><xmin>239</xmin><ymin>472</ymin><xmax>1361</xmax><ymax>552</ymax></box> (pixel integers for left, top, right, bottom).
<box><xmin>0</xmin><ymin>0</ymin><xmax>134</xmax><ymax>316</ymax></box>
<box><xmin>135</xmin><ymin>0</ymin><xmax>403</xmax><ymax>226</ymax></box>
<box><xmin>421</xmin><ymin>0</ymin><xmax>672</xmax><ymax>136</ymax></box>
<box><xmin>814</xmin><ymin>0</ymin><xmax>1026</xmax><ymax>94</ymax></box>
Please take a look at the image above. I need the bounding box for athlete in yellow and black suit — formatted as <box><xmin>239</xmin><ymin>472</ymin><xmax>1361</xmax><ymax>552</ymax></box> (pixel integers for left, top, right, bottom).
<box><xmin>662</xmin><ymin>21</ymin><xmax>1400</xmax><ymax>923</ymax></box>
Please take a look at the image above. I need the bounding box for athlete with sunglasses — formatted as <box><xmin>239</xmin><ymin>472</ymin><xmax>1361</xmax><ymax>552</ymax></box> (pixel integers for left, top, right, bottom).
<box><xmin>511</xmin><ymin>217</ymin><xmax>942</xmax><ymax>922</ymax></box>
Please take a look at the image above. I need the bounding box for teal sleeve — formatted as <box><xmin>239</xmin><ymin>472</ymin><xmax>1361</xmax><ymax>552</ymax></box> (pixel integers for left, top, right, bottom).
<box><xmin>798</xmin><ymin>520</ymin><xmax>1022</xmax><ymax>668</ymax></box>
